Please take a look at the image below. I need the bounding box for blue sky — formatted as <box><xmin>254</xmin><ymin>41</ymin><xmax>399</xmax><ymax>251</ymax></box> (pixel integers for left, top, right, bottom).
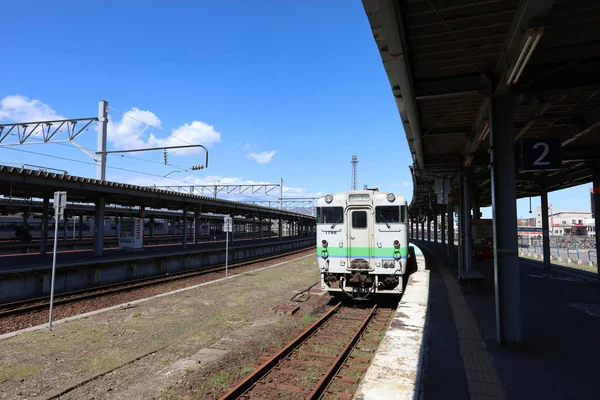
<box><xmin>0</xmin><ymin>1</ymin><xmax>592</xmax><ymax>215</ymax></box>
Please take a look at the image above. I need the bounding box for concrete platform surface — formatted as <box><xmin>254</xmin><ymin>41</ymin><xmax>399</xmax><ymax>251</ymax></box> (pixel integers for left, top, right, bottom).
<box><xmin>0</xmin><ymin>254</ymin><xmax>320</xmax><ymax>400</ymax></box>
<box><xmin>354</xmin><ymin>243</ymin><xmax>430</xmax><ymax>400</ymax></box>
<box><xmin>415</xmin><ymin>241</ymin><xmax>600</xmax><ymax>400</ymax></box>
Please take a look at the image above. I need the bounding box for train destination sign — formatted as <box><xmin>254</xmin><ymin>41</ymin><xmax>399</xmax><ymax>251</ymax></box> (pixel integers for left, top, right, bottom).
<box><xmin>520</xmin><ymin>138</ymin><xmax>562</xmax><ymax>172</ymax></box>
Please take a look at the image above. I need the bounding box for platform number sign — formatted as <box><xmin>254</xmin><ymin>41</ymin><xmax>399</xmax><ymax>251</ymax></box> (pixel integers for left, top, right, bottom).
<box><xmin>520</xmin><ymin>138</ymin><xmax>562</xmax><ymax>172</ymax></box>
<box><xmin>223</xmin><ymin>216</ymin><xmax>233</xmax><ymax>232</ymax></box>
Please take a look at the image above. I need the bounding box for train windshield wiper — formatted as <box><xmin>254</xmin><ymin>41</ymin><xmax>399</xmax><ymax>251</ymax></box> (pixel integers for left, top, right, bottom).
<box><xmin>379</xmin><ymin>213</ymin><xmax>391</xmax><ymax>229</ymax></box>
<box><xmin>330</xmin><ymin>216</ymin><xmax>343</xmax><ymax>229</ymax></box>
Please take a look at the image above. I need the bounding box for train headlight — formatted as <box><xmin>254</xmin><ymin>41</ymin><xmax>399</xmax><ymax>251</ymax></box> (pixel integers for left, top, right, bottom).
<box><xmin>325</xmin><ymin>195</ymin><xmax>333</xmax><ymax>203</ymax></box>
<box><xmin>322</xmin><ymin>239</ymin><xmax>328</xmax><ymax>247</ymax></box>
<box><xmin>393</xmin><ymin>240</ymin><xmax>400</xmax><ymax>247</ymax></box>
<box><xmin>386</xmin><ymin>193</ymin><xmax>396</xmax><ymax>202</ymax></box>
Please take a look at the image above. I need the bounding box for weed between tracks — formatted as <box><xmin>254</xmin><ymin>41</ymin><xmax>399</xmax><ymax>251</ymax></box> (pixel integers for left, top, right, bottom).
<box><xmin>0</xmin><ymin>254</ymin><xmax>325</xmax><ymax>400</ymax></box>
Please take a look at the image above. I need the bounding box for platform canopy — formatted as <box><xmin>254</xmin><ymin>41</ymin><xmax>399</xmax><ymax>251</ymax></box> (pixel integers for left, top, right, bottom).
<box><xmin>0</xmin><ymin>165</ymin><xmax>314</xmax><ymax>221</ymax></box>
<box><xmin>363</xmin><ymin>0</ymin><xmax>600</xmax><ymax>214</ymax></box>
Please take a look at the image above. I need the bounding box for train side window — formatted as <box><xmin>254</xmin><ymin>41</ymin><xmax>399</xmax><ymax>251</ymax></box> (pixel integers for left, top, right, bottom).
<box><xmin>317</xmin><ymin>207</ymin><xmax>344</xmax><ymax>224</ymax></box>
<box><xmin>400</xmin><ymin>205</ymin><xmax>407</xmax><ymax>223</ymax></box>
<box><xmin>352</xmin><ymin>211</ymin><xmax>367</xmax><ymax>229</ymax></box>
<box><xmin>375</xmin><ymin>206</ymin><xmax>400</xmax><ymax>224</ymax></box>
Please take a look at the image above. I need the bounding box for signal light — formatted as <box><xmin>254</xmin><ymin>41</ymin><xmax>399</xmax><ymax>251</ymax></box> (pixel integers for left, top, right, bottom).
<box><xmin>191</xmin><ymin>164</ymin><xmax>204</xmax><ymax>171</ymax></box>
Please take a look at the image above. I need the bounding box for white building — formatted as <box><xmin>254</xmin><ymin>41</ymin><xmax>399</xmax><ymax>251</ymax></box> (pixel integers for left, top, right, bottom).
<box><xmin>535</xmin><ymin>205</ymin><xmax>594</xmax><ymax>235</ymax></box>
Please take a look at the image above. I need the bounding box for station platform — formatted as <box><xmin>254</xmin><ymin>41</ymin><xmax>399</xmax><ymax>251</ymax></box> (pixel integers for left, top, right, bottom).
<box><xmin>0</xmin><ymin>236</ymin><xmax>287</xmax><ymax>273</ymax></box>
<box><xmin>413</xmin><ymin>241</ymin><xmax>600</xmax><ymax>400</ymax></box>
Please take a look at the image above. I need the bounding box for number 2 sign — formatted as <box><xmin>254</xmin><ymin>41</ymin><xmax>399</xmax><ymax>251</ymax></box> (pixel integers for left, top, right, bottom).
<box><xmin>520</xmin><ymin>138</ymin><xmax>562</xmax><ymax>172</ymax></box>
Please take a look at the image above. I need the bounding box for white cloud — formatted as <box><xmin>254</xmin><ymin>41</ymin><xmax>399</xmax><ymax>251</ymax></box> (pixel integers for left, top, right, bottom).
<box><xmin>247</xmin><ymin>150</ymin><xmax>277</xmax><ymax>164</ymax></box>
<box><xmin>108</xmin><ymin>108</ymin><xmax>221</xmax><ymax>156</ymax></box>
<box><xmin>0</xmin><ymin>95</ymin><xmax>64</xmax><ymax>122</ymax></box>
<box><xmin>238</xmin><ymin>143</ymin><xmax>256</xmax><ymax>152</ymax></box>
<box><xmin>388</xmin><ymin>182</ymin><xmax>411</xmax><ymax>188</ymax></box>
<box><xmin>0</xmin><ymin>95</ymin><xmax>221</xmax><ymax>157</ymax></box>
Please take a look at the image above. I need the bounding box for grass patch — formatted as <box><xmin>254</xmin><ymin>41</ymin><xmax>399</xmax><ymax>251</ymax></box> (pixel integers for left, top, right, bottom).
<box><xmin>300</xmin><ymin>314</ymin><xmax>319</xmax><ymax>324</ymax></box>
<box><xmin>346</xmin><ymin>368</ymin><xmax>363</xmax><ymax>378</ymax></box>
<box><xmin>133</xmin><ymin>313</ymin><xmax>142</xmax><ymax>318</ymax></box>
<box><xmin>209</xmin><ymin>371</ymin><xmax>229</xmax><ymax>388</ymax></box>
<box><xmin>0</xmin><ymin>364</ymin><xmax>42</xmax><ymax>381</ymax></box>
<box><xmin>240</xmin><ymin>365</ymin><xmax>254</xmax><ymax>376</ymax></box>
<box><xmin>300</xmin><ymin>371</ymin><xmax>319</xmax><ymax>387</ymax></box>
<box><xmin>313</xmin><ymin>344</ymin><xmax>337</xmax><ymax>354</ymax></box>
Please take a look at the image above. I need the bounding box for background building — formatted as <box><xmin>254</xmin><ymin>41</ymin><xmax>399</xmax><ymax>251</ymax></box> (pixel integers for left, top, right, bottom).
<box><xmin>535</xmin><ymin>205</ymin><xmax>595</xmax><ymax>236</ymax></box>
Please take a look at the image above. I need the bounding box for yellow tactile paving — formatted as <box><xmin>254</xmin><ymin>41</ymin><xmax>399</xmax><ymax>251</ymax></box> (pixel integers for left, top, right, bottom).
<box><xmin>435</xmin><ymin>252</ymin><xmax>508</xmax><ymax>400</ymax></box>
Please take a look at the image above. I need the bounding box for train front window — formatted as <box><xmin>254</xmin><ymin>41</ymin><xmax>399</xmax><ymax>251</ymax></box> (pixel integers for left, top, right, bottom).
<box><xmin>317</xmin><ymin>207</ymin><xmax>344</xmax><ymax>224</ymax></box>
<box><xmin>376</xmin><ymin>206</ymin><xmax>400</xmax><ymax>224</ymax></box>
<box><xmin>352</xmin><ymin>211</ymin><xmax>367</xmax><ymax>229</ymax></box>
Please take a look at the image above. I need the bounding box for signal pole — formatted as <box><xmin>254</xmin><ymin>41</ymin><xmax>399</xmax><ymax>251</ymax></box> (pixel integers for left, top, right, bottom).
<box><xmin>351</xmin><ymin>155</ymin><xmax>358</xmax><ymax>190</ymax></box>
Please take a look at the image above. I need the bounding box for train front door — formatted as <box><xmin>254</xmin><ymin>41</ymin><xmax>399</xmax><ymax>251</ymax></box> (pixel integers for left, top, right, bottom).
<box><xmin>348</xmin><ymin>208</ymin><xmax>372</xmax><ymax>269</ymax></box>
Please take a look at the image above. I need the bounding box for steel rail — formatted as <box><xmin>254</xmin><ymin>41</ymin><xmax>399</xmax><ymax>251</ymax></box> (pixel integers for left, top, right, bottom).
<box><xmin>218</xmin><ymin>302</ymin><xmax>344</xmax><ymax>400</ymax></box>
<box><xmin>308</xmin><ymin>305</ymin><xmax>378</xmax><ymax>399</ymax></box>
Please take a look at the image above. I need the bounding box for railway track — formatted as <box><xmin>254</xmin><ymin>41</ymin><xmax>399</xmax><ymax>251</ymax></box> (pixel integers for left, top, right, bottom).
<box><xmin>0</xmin><ymin>246</ymin><xmax>314</xmax><ymax>319</ymax></box>
<box><xmin>219</xmin><ymin>302</ymin><xmax>396</xmax><ymax>400</ymax></box>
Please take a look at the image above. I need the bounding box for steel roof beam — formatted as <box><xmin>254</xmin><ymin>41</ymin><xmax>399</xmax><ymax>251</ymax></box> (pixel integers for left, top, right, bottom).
<box><xmin>414</xmin><ymin>75</ymin><xmax>490</xmax><ymax>100</ymax></box>
<box><xmin>365</xmin><ymin>0</ymin><xmax>426</xmax><ymax>171</ymax></box>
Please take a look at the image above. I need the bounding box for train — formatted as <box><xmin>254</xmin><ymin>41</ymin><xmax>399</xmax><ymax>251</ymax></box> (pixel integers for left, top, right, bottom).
<box><xmin>0</xmin><ymin>215</ymin><xmax>272</xmax><ymax>241</ymax></box>
<box><xmin>316</xmin><ymin>190</ymin><xmax>409</xmax><ymax>298</ymax></box>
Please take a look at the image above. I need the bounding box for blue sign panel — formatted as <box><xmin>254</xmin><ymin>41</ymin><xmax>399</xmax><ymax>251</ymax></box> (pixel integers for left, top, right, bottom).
<box><xmin>521</xmin><ymin>138</ymin><xmax>562</xmax><ymax>172</ymax></box>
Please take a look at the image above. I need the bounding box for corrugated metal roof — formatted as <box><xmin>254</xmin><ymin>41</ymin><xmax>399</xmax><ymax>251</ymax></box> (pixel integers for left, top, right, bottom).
<box><xmin>0</xmin><ymin>166</ymin><xmax>315</xmax><ymax>220</ymax></box>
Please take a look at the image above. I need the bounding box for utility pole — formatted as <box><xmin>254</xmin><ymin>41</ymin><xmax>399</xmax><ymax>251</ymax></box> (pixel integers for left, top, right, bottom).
<box><xmin>280</xmin><ymin>177</ymin><xmax>283</xmax><ymax>209</ymax></box>
<box><xmin>351</xmin><ymin>155</ymin><xmax>358</xmax><ymax>190</ymax></box>
<box><xmin>97</xmin><ymin>100</ymin><xmax>108</xmax><ymax>181</ymax></box>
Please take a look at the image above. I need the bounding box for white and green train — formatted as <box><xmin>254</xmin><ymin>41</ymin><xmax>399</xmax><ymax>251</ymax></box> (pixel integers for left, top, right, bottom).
<box><xmin>317</xmin><ymin>190</ymin><xmax>409</xmax><ymax>298</ymax></box>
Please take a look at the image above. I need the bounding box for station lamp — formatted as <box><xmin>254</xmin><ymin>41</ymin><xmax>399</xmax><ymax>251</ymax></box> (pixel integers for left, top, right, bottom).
<box><xmin>506</xmin><ymin>27</ymin><xmax>545</xmax><ymax>86</ymax></box>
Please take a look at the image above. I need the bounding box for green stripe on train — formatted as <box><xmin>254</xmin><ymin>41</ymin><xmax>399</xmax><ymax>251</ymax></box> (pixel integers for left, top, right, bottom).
<box><xmin>316</xmin><ymin>246</ymin><xmax>408</xmax><ymax>257</ymax></box>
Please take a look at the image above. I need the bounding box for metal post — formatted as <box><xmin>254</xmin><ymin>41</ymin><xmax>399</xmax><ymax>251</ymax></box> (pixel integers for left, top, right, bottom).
<box><xmin>230</xmin><ymin>214</ymin><xmax>235</xmax><ymax>243</ymax></box>
<box><xmin>427</xmin><ymin>215</ymin><xmax>431</xmax><ymax>241</ymax></box>
<box><xmin>434</xmin><ymin>212</ymin><xmax>438</xmax><ymax>243</ymax></box>
<box><xmin>279</xmin><ymin>217</ymin><xmax>283</xmax><ymax>239</ymax></box>
<box><xmin>259</xmin><ymin>215</ymin><xmax>263</xmax><ymax>240</ymax></box>
<box><xmin>96</xmin><ymin>100</ymin><xmax>108</xmax><ymax>181</ymax></box>
<box><xmin>280</xmin><ymin>177</ymin><xmax>283</xmax><ymax>209</ymax></box>
<box><xmin>78</xmin><ymin>215</ymin><xmax>83</xmax><ymax>239</ymax></box>
<box><xmin>115</xmin><ymin>216</ymin><xmax>120</xmax><ymax>238</ymax></box>
<box><xmin>421</xmin><ymin>219</ymin><xmax>425</xmax><ymax>240</ymax></box>
<box><xmin>490</xmin><ymin>93</ymin><xmax>522</xmax><ymax>344</ymax></box>
<box><xmin>541</xmin><ymin>188</ymin><xmax>551</xmax><ymax>271</ymax></box>
<box><xmin>457</xmin><ymin>178</ymin><xmax>464</xmax><ymax>276</ymax></box>
<box><xmin>48</xmin><ymin>204</ymin><xmax>60</xmax><ymax>328</ymax></box>
<box><xmin>441</xmin><ymin>209</ymin><xmax>446</xmax><ymax>245</ymax></box>
<box><xmin>149</xmin><ymin>216</ymin><xmax>155</xmax><ymax>240</ymax></box>
<box><xmin>182</xmin><ymin>206</ymin><xmax>188</xmax><ymax>249</ymax></box>
<box><xmin>463</xmin><ymin>173</ymin><xmax>473</xmax><ymax>273</ymax></box>
<box><xmin>93</xmin><ymin>198</ymin><xmax>105</xmax><ymax>256</ymax></box>
<box><xmin>225</xmin><ymin>228</ymin><xmax>229</xmax><ymax>278</ymax></box>
<box><xmin>41</xmin><ymin>197</ymin><xmax>49</xmax><ymax>255</ymax></box>
<box><xmin>62</xmin><ymin>214</ymin><xmax>68</xmax><ymax>240</ymax></box>
<box><xmin>194</xmin><ymin>210</ymin><xmax>200</xmax><ymax>244</ymax></box>
<box><xmin>447</xmin><ymin>198</ymin><xmax>454</xmax><ymax>257</ymax></box>
<box><xmin>593</xmin><ymin>169</ymin><xmax>600</xmax><ymax>279</ymax></box>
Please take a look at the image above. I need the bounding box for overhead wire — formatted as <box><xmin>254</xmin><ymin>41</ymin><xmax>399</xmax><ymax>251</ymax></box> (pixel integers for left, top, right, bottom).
<box><xmin>0</xmin><ymin>146</ymin><xmax>199</xmax><ymax>185</ymax></box>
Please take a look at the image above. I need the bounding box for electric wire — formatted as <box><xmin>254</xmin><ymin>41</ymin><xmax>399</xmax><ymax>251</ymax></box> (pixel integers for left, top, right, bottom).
<box><xmin>0</xmin><ymin>146</ymin><xmax>199</xmax><ymax>185</ymax></box>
